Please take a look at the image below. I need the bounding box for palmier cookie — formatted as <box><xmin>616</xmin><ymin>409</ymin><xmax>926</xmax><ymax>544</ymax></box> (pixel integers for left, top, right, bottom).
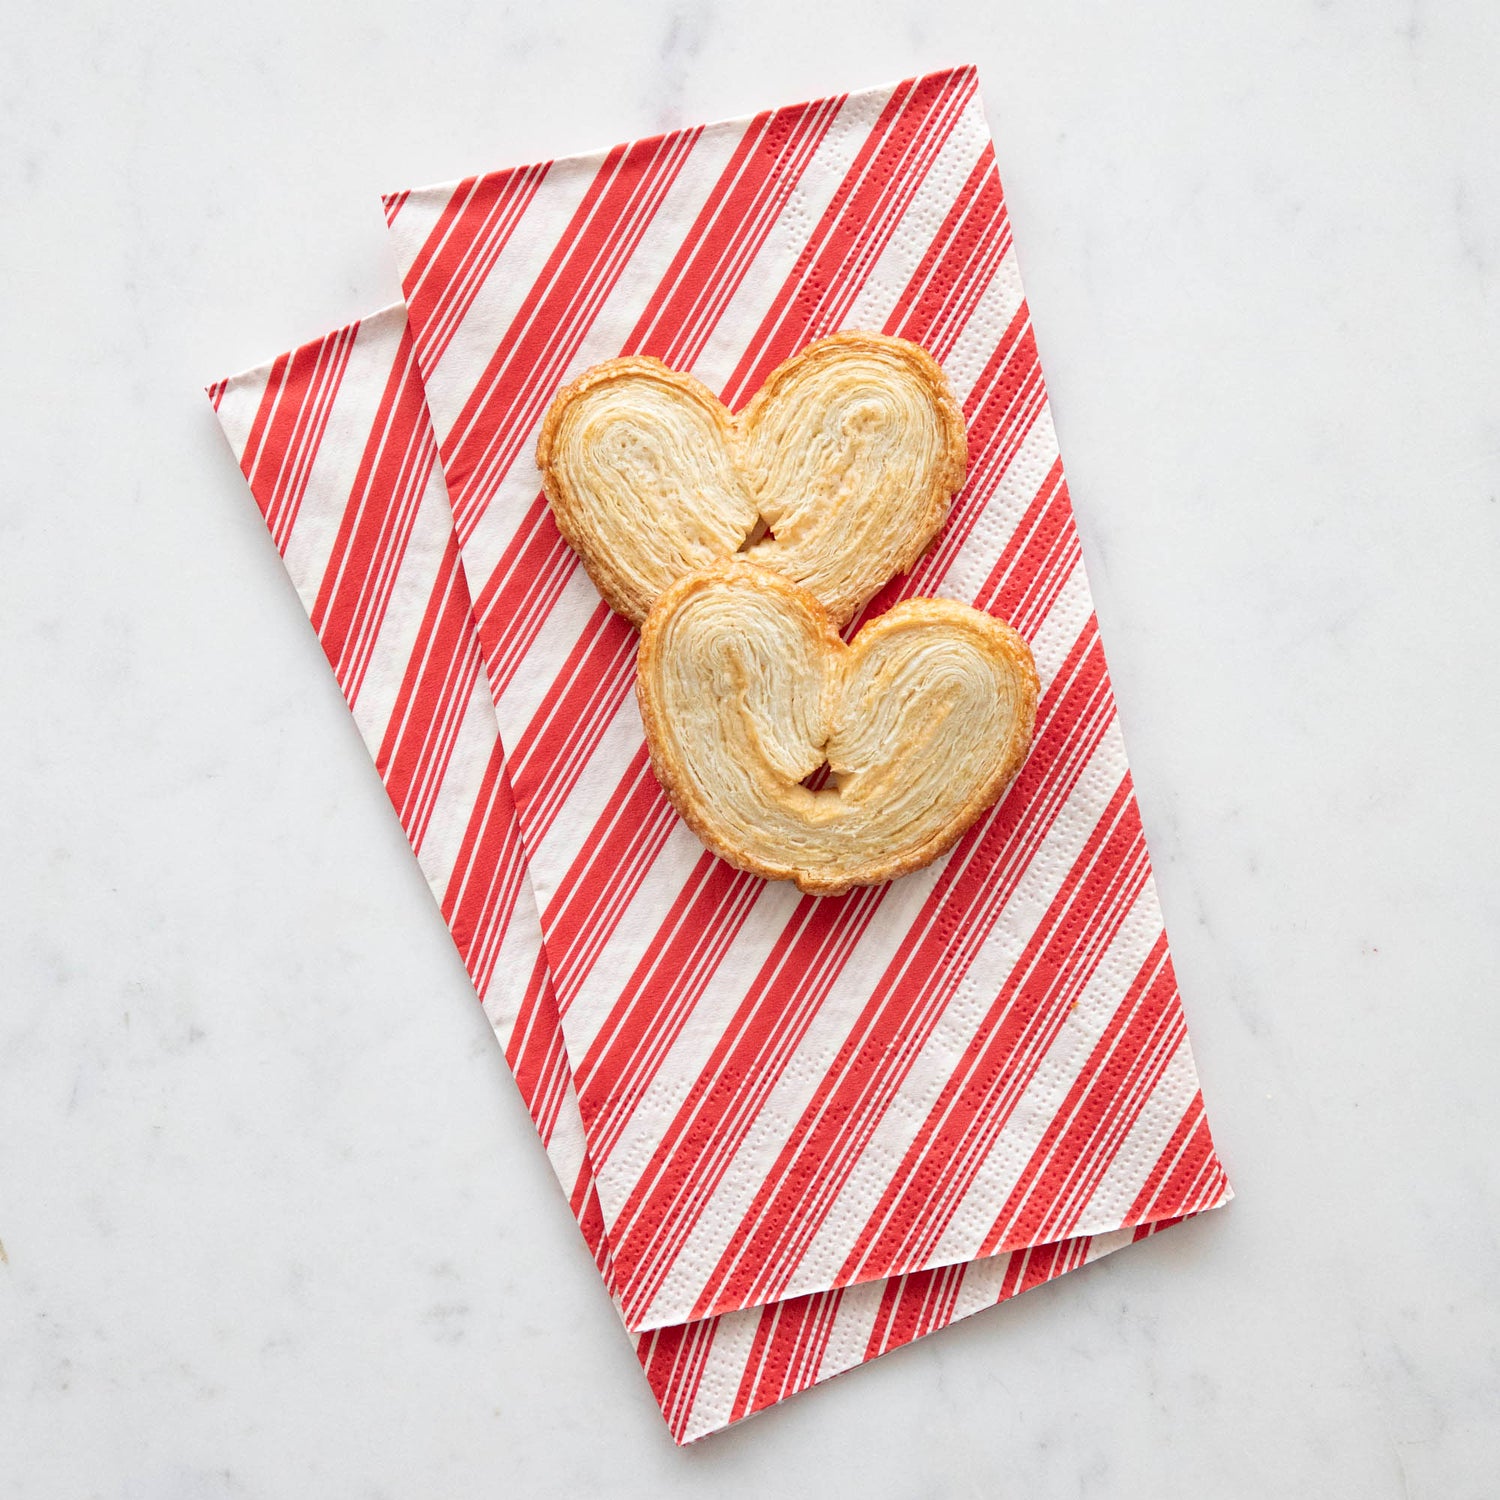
<box><xmin>636</xmin><ymin>562</ymin><xmax>1038</xmax><ymax>896</ymax></box>
<box><xmin>536</xmin><ymin>332</ymin><xmax>967</xmax><ymax>628</ymax></box>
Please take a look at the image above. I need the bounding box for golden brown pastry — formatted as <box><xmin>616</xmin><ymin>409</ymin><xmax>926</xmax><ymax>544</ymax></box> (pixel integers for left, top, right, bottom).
<box><xmin>636</xmin><ymin>563</ymin><xmax>1038</xmax><ymax>896</ymax></box>
<box><xmin>536</xmin><ymin>332</ymin><xmax>967</xmax><ymax>628</ymax></box>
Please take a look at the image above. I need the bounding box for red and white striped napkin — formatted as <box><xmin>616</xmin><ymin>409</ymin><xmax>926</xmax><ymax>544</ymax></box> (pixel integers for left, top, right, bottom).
<box><xmin>382</xmin><ymin>64</ymin><xmax>1231</xmax><ymax>1335</ymax></box>
<box><xmin>208</xmin><ymin>64</ymin><xmax>1231</xmax><ymax>1441</ymax></box>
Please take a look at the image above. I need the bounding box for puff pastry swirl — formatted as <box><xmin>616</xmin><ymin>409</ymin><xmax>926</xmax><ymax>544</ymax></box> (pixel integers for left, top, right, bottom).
<box><xmin>637</xmin><ymin>563</ymin><xmax>1039</xmax><ymax>896</ymax></box>
<box><xmin>536</xmin><ymin>332</ymin><xmax>967</xmax><ymax>628</ymax></box>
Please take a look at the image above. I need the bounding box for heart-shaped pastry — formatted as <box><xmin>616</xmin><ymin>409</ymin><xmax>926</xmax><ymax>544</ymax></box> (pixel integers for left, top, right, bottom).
<box><xmin>637</xmin><ymin>562</ymin><xmax>1039</xmax><ymax>896</ymax></box>
<box><xmin>536</xmin><ymin>332</ymin><xmax>967</xmax><ymax>628</ymax></box>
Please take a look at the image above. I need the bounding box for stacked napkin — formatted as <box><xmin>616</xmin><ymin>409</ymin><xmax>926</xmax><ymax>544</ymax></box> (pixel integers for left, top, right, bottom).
<box><xmin>210</xmin><ymin>65</ymin><xmax>1230</xmax><ymax>1442</ymax></box>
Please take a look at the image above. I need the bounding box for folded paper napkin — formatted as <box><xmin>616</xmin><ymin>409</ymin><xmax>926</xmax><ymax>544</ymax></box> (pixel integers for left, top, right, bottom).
<box><xmin>210</xmin><ymin>65</ymin><xmax>1230</xmax><ymax>1441</ymax></box>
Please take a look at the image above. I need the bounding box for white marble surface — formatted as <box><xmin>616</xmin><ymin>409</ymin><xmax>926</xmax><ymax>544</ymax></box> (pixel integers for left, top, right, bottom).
<box><xmin>3</xmin><ymin>0</ymin><xmax>1499</xmax><ymax>1493</ymax></box>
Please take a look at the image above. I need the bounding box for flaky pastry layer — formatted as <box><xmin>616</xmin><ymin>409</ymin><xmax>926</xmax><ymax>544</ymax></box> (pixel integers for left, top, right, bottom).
<box><xmin>536</xmin><ymin>332</ymin><xmax>967</xmax><ymax>628</ymax></box>
<box><xmin>637</xmin><ymin>563</ymin><xmax>1039</xmax><ymax>896</ymax></box>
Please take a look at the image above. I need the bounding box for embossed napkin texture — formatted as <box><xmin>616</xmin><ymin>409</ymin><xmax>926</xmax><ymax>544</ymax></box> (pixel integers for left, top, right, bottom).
<box><xmin>381</xmin><ymin>63</ymin><xmax>1231</xmax><ymax>1336</ymax></box>
<box><xmin>210</xmin><ymin>305</ymin><xmax>1195</xmax><ymax>1443</ymax></box>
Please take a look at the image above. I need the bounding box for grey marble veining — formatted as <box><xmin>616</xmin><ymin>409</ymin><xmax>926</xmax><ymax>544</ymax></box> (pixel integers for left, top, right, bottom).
<box><xmin>2</xmin><ymin>1</ymin><xmax>1498</xmax><ymax>1494</ymax></box>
